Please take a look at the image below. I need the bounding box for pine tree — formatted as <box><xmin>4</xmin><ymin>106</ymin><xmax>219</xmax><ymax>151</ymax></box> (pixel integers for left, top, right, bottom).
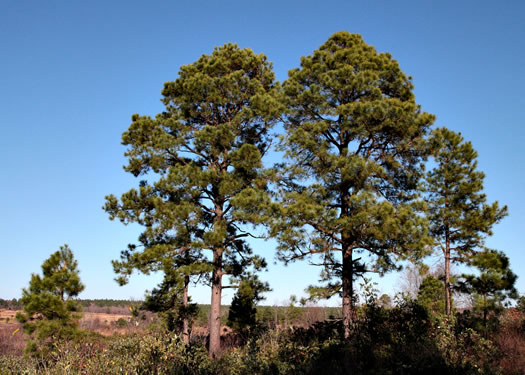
<box><xmin>105</xmin><ymin>43</ymin><xmax>281</xmax><ymax>357</ymax></box>
<box><xmin>425</xmin><ymin>127</ymin><xmax>507</xmax><ymax>315</ymax></box>
<box><xmin>417</xmin><ymin>275</ymin><xmax>446</xmax><ymax>315</ymax></box>
<box><xmin>227</xmin><ymin>274</ymin><xmax>270</xmax><ymax>340</ymax></box>
<box><xmin>142</xmin><ymin>269</ymin><xmax>199</xmax><ymax>339</ymax></box>
<box><xmin>456</xmin><ymin>248</ymin><xmax>517</xmax><ymax>331</ymax></box>
<box><xmin>275</xmin><ymin>31</ymin><xmax>434</xmax><ymax>338</ymax></box>
<box><xmin>16</xmin><ymin>245</ymin><xmax>84</xmax><ymax>356</ymax></box>
<box><xmin>105</xmin><ymin>185</ymin><xmax>209</xmax><ymax>344</ymax></box>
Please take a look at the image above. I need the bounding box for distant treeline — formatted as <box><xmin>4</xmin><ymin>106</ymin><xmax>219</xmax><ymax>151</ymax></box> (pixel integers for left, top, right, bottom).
<box><xmin>0</xmin><ymin>298</ymin><xmax>143</xmax><ymax>311</ymax></box>
<box><xmin>77</xmin><ymin>299</ymin><xmax>143</xmax><ymax>308</ymax></box>
<box><xmin>194</xmin><ymin>304</ymin><xmax>342</xmax><ymax>327</ymax></box>
<box><xmin>0</xmin><ymin>298</ymin><xmax>21</xmax><ymax>310</ymax></box>
<box><xmin>76</xmin><ymin>300</ymin><xmax>343</xmax><ymax>327</ymax></box>
<box><xmin>0</xmin><ymin>298</ymin><xmax>342</xmax><ymax>326</ymax></box>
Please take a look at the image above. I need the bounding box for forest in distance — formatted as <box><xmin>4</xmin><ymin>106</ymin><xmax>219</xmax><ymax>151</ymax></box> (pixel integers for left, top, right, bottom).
<box><xmin>2</xmin><ymin>31</ymin><xmax>524</xmax><ymax>374</ymax></box>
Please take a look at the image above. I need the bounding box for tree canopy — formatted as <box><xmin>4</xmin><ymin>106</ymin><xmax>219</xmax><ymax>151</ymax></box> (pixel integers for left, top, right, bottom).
<box><xmin>101</xmin><ymin>32</ymin><xmax>515</xmax><ymax>358</ymax></box>
<box><xmin>274</xmin><ymin>31</ymin><xmax>435</xmax><ymax>337</ymax></box>
<box><xmin>105</xmin><ymin>43</ymin><xmax>282</xmax><ymax>357</ymax></box>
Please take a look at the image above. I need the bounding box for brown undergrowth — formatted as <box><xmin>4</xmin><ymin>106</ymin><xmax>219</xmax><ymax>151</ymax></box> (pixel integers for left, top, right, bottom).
<box><xmin>494</xmin><ymin>309</ymin><xmax>525</xmax><ymax>375</ymax></box>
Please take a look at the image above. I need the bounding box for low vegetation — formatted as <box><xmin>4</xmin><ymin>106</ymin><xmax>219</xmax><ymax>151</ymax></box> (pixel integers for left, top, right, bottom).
<box><xmin>1</xmin><ymin>297</ymin><xmax>524</xmax><ymax>374</ymax></box>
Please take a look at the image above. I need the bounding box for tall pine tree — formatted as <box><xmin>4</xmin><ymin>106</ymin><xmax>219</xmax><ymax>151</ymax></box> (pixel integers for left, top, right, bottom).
<box><xmin>275</xmin><ymin>32</ymin><xmax>434</xmax><ymax>338</ymax></box>
<box><xmin>105</xmin><ymin>43</ymin><xmax>281</xmax><ymax>357</ymax></box>
<box><xmin>425</xmin><ymin>127</ymin><xmax>507</xmax><ymax>315</ymax></box>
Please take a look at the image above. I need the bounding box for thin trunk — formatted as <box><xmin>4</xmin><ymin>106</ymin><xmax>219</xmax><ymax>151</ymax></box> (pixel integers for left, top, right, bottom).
<box><xmin>482</xmin><ymin>294</ymin><xmax>488</xmax><ymax>337</ymax></box>
<box><xmin>209</xmin><ymin>249</ymin><xmax>223</xmax><ymax>358</ymax></box>
<box><xmin>444</xmin><ymin>231</ymin><xmax>452</xmax><ymax>315</ymax></box>
<box><xmin>341</xmin><ymin>185</ymin><xmax>354</xmax><ymax>338</ymax></box>
<box><xmin>342</xmin><ymin>245</ymin><xmax>354</xmax><ymax>338</ymax></box>
<box><xmin>182</xmin><ymin>275</ymin><xmax>190</xmax><ymax>345</ymax></box>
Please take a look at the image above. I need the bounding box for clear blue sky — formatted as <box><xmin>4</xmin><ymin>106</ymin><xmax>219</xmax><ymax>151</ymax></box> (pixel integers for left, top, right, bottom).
<box><xmin>1</xmin><ymin>0</ymin><xmax>523</xmax><ymax>306</ymax></box>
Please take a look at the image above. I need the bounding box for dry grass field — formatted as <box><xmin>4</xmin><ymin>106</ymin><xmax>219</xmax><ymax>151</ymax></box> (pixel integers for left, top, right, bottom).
<box><xmin>78</xmin><ymin>312</ymin><xmax>134</xmax><ymax>334</ymax></box>
<box><xmin>0</xmin><ymin>308</ymin><xmax>144</xmax><ymax>356</ymax></box>
<box><xmin>0</xmin><ymin>310</ymin><xmax>17</xmax><ymax>322</ymax></box>
<box><xmin>0</xmin><ymin>310</ymin><xmax>25</xmax><ymax>356</ymax></box>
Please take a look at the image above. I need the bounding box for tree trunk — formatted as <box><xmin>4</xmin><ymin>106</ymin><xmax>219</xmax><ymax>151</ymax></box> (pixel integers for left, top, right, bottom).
<box><xmin>482</xmin><ymin>294</ymin><xmax>488</xmax><ymax>337</ymax></box>
<box><xmin>182</xmin><ymin>275</ymin><xmax>190</xmax><ymax>345</ymax></box>
<box><xmin>209</xmin><ymin>248</ymin><xmax>223</xmax><ymax>358</ymax></box>
<box><xmin>340</xmin><ymin>182</ymin><xmax>354</xmax><ymax>339</ymax></box>
<box><xmin>444</xmin><ymin>234</ymin><xmax>452</xmax><ymax>315</ymax></box>
<box><xmin>342</xmin><ymin>246</ymin><xmax>354</xmax><ymax>339</ymax></box>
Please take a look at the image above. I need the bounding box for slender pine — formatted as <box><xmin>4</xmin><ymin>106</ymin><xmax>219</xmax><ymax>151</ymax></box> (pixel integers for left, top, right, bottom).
<box><xmin>425</xmin><ymin>127</ymin><xmax>507</xmax><ymax>315</ymax></box>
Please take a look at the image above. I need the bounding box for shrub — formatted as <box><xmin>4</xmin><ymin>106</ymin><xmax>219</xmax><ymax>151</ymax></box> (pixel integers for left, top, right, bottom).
<box><xmin>114</xmin><ymin>318</ymin><xmax>128</xmax><ymax>328</ymax></box>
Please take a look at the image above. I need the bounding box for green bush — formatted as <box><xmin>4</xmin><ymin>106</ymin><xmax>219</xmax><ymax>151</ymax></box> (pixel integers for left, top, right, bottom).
<box><xmin>1</xmin><ymin>330</ymin><xmax>213</xmax><ymax>375</ymax></box>
<box><xmin>220</xmin><ymin>301</ymin><xmax>503</xmax><ymax>375</ymax></box>
<box><xmin>114</xmin><ymin>317</ymin><xmax>128</xmax><ymax>328</ymax></box>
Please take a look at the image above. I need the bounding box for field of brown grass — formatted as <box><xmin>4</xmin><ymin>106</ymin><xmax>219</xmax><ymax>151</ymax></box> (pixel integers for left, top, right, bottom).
<box><xmin>0</xmin><ymin>308</ymin><xmax>146</xmax><ymax>355</ymax></box>
<box><xmin>0</xmin><ymin>310</ymin><xmax>24</xmax><ymax>356</ymax></box>
<box><xmin>0</xmin><ymin>310</ymin><xmax>18</xmax><ymax>322</ymax></box>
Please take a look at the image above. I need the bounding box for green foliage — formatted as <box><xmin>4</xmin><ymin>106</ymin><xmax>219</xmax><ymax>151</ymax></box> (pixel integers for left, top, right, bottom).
<box><xmin>1</xmin><ymin>331</ymin><xmax>213</xmax><ymax>375</ymax></box>
<box><xmin>0</xmin><ymin>298</ymin><xmax>21</xmax><ymax>310</ymax></box>
<box><xmin>104</xmin><ymin>42</ymin><xmax>282</xmax><ymax>356</ymax></box>
<box><xmin>425</xmin><ymin>127</ymin><xmax>508</xmax><ymax>314</ymax></box>
<box><xmin>517</xmin><ymin>295</ymin><xmax>525</xmax><ymax>313</ymax></box>
<box><xmin>16</xmin><ymin>245</ymin><xmax>85</xmax><ymax>358</ymax></box>
<box><xmin>77</xmin><ymin>299</ymin><xmax>142</xmax><ymax>308</ymax></box>
<box><xmin>227</xmin><ymin>275</ymin><xmax>270</xmax><ymax>337</ymax></box>
<box><xmin>221</xmin><ymin>300</ymin><xmax>501</xmax><ymax>375</ymax></box>
<box><xmin>431</xmin><ymin>315</ymin><xmax>499</xmax><ymax>374</ymax></box>
<box><xmin>0</xmin><ymin>306</ymin><xmax>510</xmax><ymax>374</ymax></box>
<box><xmin>417</xmin><ymin>275</ymin><xmax>446</xmax><ymax>316</ymax></box>
<box><xmin>114</xmin><ymin>318</ymin><xmax>128</xmax><ymax>328</ymax></box>
<box><xmin>456</xmin><ymin>248</ymin><xmax>518</xmax><ymax>332</ymax></box>
<box><xmin>274</xmin><ymin>31</ymin><xmax>434</xmax><ymax>334</ymax></box>
<box><xmin>0</xmin><ymin>355</ymin><xmax>38</xmax><ymax>375</ymax></box>
<box><xmin>142</xmin><ymin>271</ymin><xmax>199</xmax><ymax>333</ymax></box>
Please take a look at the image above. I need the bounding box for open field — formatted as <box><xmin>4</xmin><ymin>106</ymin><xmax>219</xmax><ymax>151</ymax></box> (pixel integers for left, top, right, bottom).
<box><xmin>0</xmin><ymin>310</ymin><xmax>17</xmax><ymax>322</ymax></box>
<box><xmin>0</xmin><ymin>307</ymin><xmax>219</xmax><ymax>357</ymax></box>
<box><xmin>0</xmin><ymin>311</ymin><xmax>24</xmax><ymax>356</ymax></box>
<box><xmin>1</xmin><ymin>309</ymin><xmax>131</xmax><ymax>328</ymax></box>
<box><xmin>0</xmin><ymin>308</ymin><xmax>142</xmax><ymax>356</ymax></box>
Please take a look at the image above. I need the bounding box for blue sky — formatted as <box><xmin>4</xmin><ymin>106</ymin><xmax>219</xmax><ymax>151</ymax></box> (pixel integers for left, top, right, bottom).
<box><xmin>1</xmin><ymin>0</ymin><xmax>523</xmax><ymax>306</ymax></box>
